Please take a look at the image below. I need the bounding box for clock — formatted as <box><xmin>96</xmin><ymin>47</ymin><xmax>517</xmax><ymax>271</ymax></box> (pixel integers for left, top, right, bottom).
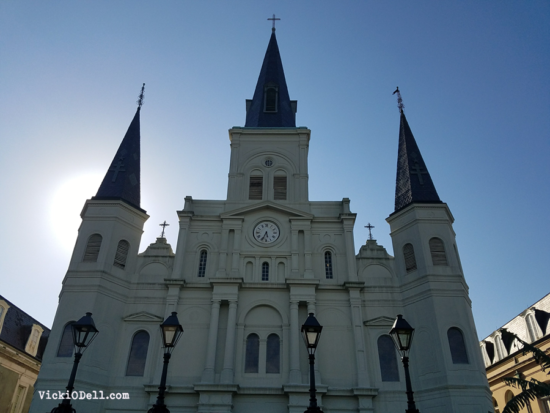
<box><xmin>253</xmin><ymin>221</ymin><xmax>280</xmax><ymax>244</ymax></box>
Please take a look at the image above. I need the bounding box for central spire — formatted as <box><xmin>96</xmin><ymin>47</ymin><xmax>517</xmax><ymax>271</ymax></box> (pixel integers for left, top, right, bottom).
<box><xmin>245</xmin><ymin>30</ymin><xmax>297</xmax><ymax>127</ymax></box>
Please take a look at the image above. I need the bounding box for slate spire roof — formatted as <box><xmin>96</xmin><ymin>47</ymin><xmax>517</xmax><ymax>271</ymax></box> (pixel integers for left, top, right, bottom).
<box><xmin>93</xmin><ymin>107</ymin><xmax>143</xmax><ymax>211</ymax></box>
<box><xmin>394</xmin><ymin>110</ymin><xmax>442</xmax><ymax>212</ymax></box>
<box><xmin>245</xmin><ymin>31</ymin><xmax>296</xmax><ymax>127</ymax></box>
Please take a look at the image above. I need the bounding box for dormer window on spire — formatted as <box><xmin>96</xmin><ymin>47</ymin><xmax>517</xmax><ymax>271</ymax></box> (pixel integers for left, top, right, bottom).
<box><xmin>264</xmin><ymin>84</ymin><xmax>278</xmax><ymax>113</ymax></box>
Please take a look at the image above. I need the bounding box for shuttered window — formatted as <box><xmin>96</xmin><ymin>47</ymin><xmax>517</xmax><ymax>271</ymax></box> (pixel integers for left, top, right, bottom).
<box><xmin>114</xmin><ymin>240</ymin><xmax>130</xmax><ymax>269</ymax></box>
<box><xmin>378</xmin><ymin>335</ymin><xmax>400</xmax><ymax>381</ymax></box>
<box><xmin>403</xmin><ymin>243</ymin><xmax>417</xmax><ymax>273</ymax></box>
<box><xmin>126</xmin><ymin>331</ymin><xmax>150</xmax><ymax>376</ymax></box>
<box><xmin>325</xmin><ymin>251</ymin><xmax>333</xmax><ymax>279</ymax></box>
<box><xmin>447</xmin><ymin>327</ymin><xmax>469</xmax><ymax>364</ymax></box>
<box><xmin>262</xmin><ymin>262</ymin><xmax>269</xmax><ymax>281</ymax></box>
<box><xmin>198</xmin><ymin>250</ymin><xmax>207</xmax><ymax>277</ymax></box>
<box><xmin>57</xmin><ymin>322</ymin><xmax>74</xmax><ymax>357</ymax></box>
<box><xmin>264</xmin><ymin>87</ymin><xmax>278</xmax><ymax>112</ymax></box>
<box><xmin>249</xmin><ymin>176</ymin><xmax>263</xmax><ymax>200</ymax></box>
<box><xmin>266</xmin><ymin>334</ymin><xmax>280</xmax><ymax>374</ymax></box>
<box><xmin>83</xmin><ymin>234</ymin><xmax>102</xmax><ymax>262</ymax></box>
<box><xmin>245</xmin><ymin>334</ymin><xmax>259</xmax><ymax>373</ymax></box>
<box><xmin>273</xmin><ymin>176</ymin><xmax>287</xmax><ymax>200</ymax></box>
<box><xmin>429</xmin><ymin>237</ymin><xmax>448</xmax><ymax>266</ymax></box>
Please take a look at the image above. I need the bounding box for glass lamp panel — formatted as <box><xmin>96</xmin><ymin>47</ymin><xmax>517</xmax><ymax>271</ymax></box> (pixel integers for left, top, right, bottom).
<box><xmin>163</xmin><ymin>326</ymin><xmax>177</xmax><ymax>346</ymax></box>
<box><xmin>397</xmin><ymin>331</ymin><xmax>412</xmax><ymax>350</ymax></box>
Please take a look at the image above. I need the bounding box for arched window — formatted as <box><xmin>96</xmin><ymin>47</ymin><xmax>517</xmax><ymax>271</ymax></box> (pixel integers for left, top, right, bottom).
<box><xmin>264</xmin><ymin>86</ymin><xmax>278</xmax><ymax>112</ymax></box>
<box><xmin>262</xmin><ymin>262</ymin><xmax>269</xmax><ymax>281</ymax></box>
<box><xmin>505</xmin><ymin>390</ymin><xmax>514</xmax><ymax>403</ymax></box>
<box><xmin>447</xmin><ymin>327</ymin><xmax>469</xmax><ymax>364</ymax></box>
<box><xmin>83</xmin><ymin>234</ymin><xmax>102</xmax><ymax>262</ymax></box>
<box><xmin>57</xmin><ymin>322</ymin><xmax>74</xmax><ymax>357</ymax></box>
<box><xmin>114</xmin><ymin>240</ymin><xmax>130</xmax><ymax>269</ymax></box>
<box><xmin>126</xmin><ymin>331</ymin><xmax>150</xmax><ymax>376</ymax></box>
<box><xmin>245</xmin><ymin>334</ymin><xmax>259</xmax><ymax>373</ymax></box>
<box><xmin>266</xmin><ymin>334</ymin><xmax>280</xmax><ymax>374</ymax></box>
<box><xmin>429</xmin><ymin>237</ymin><xmax>448</xmax><ymax>266</ymax></box>
<box><xmin>273</xmin><ymin>172</ymin><xmax>287</xmax><ymax>200</ymax></box>
<box><xmin>403</xmin><ymin>243</ymin><xmax>417</xmax><ymax>273</ymax></box>
<box><xmin>377</xmin><ymin>335</ymin><xmax>400</xmax><ymax>381</ymax></box>
<box><xmin>249</xmin><ymin>172</ymin><xmax>263</xmax><ymax>200</ymax></box>
<box><xmin>324</xmin><ymin>251</ymin><xmax>333</xmax><ymax>279</ymax></box>
<box><xmin>198</xmin><ymin>250</ymin><xmax>207</xmax><ymax>277</ymax></box>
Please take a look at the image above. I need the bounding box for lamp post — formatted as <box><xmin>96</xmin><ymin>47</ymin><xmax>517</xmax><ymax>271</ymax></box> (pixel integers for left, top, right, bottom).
<box><xmin>148</xmin><ymin>312</ymin><xmax>183</xmax><ymax>413</ymax></box>
<box><xmin>389</xmin><ymin>314</ymin><xmax>420</xmax><ymax>413</ymax></box>
<box><xmin>301</xmin><ymin>313</ymin><xmax>323</xmax><ymax>413</ymax></box>
<box><xmin>51</xmin><ymin>312</ymin><xmax>99</xmax><ymax>413</ymax></box>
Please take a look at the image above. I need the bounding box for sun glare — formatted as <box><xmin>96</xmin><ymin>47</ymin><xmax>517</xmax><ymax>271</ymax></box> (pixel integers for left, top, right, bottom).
<box><xmin>50</xmin><ymin>174</ymin><xmax>103</xmax><ymax>252</ymax></box>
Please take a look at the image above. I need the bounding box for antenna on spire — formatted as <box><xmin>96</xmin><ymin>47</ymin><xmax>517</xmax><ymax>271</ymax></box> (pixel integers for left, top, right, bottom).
<box><xmin>392</xmin><ymin>86</ymin><xmax>404</xmax><ymax>113</ymax></box>
<box><xmin>137</xmin><ymin>83</ymin><xmax>145</xmax><ymax>109</ymax></box>
<box><xmin>267</xmin><ymin>14</ymin><xmax>280</xmax><ymax>32</ymax></box>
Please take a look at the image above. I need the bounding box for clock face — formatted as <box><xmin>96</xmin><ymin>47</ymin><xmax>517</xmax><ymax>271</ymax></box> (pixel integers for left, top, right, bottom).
<box><xmin>253</xmin><ymin>221</ymin><xmax>280</xmax><ymax>244</ymax></box>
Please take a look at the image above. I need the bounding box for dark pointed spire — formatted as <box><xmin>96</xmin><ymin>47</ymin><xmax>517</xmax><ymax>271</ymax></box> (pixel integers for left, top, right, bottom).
<box><xmin>394</xmin><ymin>110</ymin><xmax>442</xmax><ymax>212</ymax></box>
<box><xmin>93</xmin><ymin>89</ymin><xmax>143</xmax><ymax>211</ymax></box>
<box><xmin>245</xmin><ymin>31</ymin><xmax>297</xmax><ymax>127</ymax></box>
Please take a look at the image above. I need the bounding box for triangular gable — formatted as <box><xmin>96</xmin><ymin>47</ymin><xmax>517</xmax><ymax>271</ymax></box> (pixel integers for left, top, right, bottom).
<box><xmin>364</xmin><ymin>316</ymin><xmax>396</xmax><ymax>327</ymax></box>
<box><xmin>123</xmin><ymin>311</ymin><xmax>164</xmax><ymax>323</ymax></box>
<box><xmin>221</xmin><ymin>201</ymin><xmax>313</xmax><ymax>220</ymax></box>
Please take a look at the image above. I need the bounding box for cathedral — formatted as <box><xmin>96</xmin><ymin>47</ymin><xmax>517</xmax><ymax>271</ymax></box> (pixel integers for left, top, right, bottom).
<box><xmin>31</xmin><ymin>29</ymin><xmax>492</xmax><ymax>413</ymax></box>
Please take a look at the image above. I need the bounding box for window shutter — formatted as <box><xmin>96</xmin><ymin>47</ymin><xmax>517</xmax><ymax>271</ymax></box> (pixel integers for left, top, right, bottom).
<box><xmin>273</xmin><ymin>176</ymin><xmax>287</xmax><ymax>200</ymax></box>
<box><xmin>262</xmin><ymin>262</ymin><xmax>269</xmax><ymax>281</ymax></box>
<box><xmin>114</xmin><ymin>240</ymin><xmax>130</xmax><ymax>269</ymax></box>
<box><xmin>249</xmin><ymin>176</ymin><xmax>263</xmax><ymax>200</ymax></box>
<box><xmin>83</xmin><ymin>234</ymin><xmax>102</xmax><ymax>262</ymax></box>
<box><xmin>403</xmin><ymin>243</ymin><xmax>417</xmax><ymax>272</ymax></box>
<box><xmin>429</xmin><ymin>238</ymin><xmax>448</xmax><ymax>266</ymax></box>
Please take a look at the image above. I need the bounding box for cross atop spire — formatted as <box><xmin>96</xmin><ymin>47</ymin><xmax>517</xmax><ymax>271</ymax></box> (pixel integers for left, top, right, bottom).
<box><xmin>267</xmin><ymin>14</ymin><xmax>280</xmax><ymax>32</ymax></box>
<box><xmin>365</xmin><ymin>223</ymin><xmax>375</xmax><ymax>240</ymax></box>
<box><xmin>393</xmin><ymin>86</ymin><xmax>405</xmax><ymax>113</ymax></box>
<box><xmin>137</xmin><ymin>83</ymin><xmax>145</xmax><ymax>109</ymax></box>
<box><xmin>159</xmin><ymin>220</ymin><xmax>169</xmax><ymax>238</ymax></box>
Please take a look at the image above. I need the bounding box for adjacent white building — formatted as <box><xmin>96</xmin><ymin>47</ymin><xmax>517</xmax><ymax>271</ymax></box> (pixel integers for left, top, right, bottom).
<box><xmin>30</xmin><ymin>30</ymin><xmax>492</xmax><ymax>413</ymax></box>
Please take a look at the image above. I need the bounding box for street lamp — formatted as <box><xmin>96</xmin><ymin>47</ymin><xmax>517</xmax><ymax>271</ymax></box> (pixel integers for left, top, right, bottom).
<box><xmin>148</xmin><ymin>312</ymin><xmax>183</xmax><ymax>413</ymax></box>
<box><xmin>51</xmin><ymin>312</ymin><xmax>99</xmax><ymax>413</ymax></box>
<box><xmin>389</xmin><ymin>314</ymin><xmax>420</xmax><ymax>413</ymax></box>
<box><xmin>301</xmin><ymin>313</ymin><xmax>323</xmax><ymax>413</ymax></box>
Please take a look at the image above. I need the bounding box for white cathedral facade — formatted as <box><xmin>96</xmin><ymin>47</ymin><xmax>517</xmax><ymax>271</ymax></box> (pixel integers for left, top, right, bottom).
<box><xmin>31</xmin><ymin>30</ymin><xmax>493</xmax><ymax>413</ymax></box>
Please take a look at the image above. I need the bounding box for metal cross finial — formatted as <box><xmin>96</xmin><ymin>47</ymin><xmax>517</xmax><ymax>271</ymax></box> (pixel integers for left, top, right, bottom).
<box><xmin>268</xmin><ymin>14</ymin><xmax>280</xmax><ymax>31</ymax></box>
<box><xmin>159</xmin><ymin>221</ymin><xmax>169</xmax><ymax>238</ymax></box>
<box><xmin>365</xmin><ymin>223</ymin><xmax>375</xmax><ymax>241</ymax></box>
<box><xmin>392</xmin><ymin>86</ymin><xmax>404</xmax><ymax>113</ymax></box>
<box><xmin>137</xmin><ymin>83</ymin><xmax>145</xmax><ymax>109</ymax></box>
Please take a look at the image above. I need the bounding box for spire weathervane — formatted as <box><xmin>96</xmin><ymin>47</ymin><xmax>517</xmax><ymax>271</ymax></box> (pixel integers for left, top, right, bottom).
<box><xmin>137</xmin><ymin>83</ymin><xmax>145</xmax><ymax>109</ymax></box>
<box><xmin>159</xmin><ymin>220</ymin><xmax>169</xmax><ymax>238</ymax></box>
<box><xmin>392</xmin><ymin>86</ymin><xmax>404</xmax><ymax>113</ymax></box>
<box><xmin>365</xmin><ymin>223</ymin><xmax>375</xmax><ymax>241</ymax></box>
<box><xmin>267</xmin><ymin>14</ymin><xmax>280</xmax><ymax>31</ymax></box>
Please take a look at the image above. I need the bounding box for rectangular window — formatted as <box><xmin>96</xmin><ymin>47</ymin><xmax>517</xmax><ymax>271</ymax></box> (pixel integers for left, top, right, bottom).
<box><xmin>249</xmin><ymin>176</ymin><xmax>263</xmax><ymax>200</ymax></box>
<box><xmin>273</xmin><ymin>176</ymin><xmax>287</xmax><ymax>200</ymax></box>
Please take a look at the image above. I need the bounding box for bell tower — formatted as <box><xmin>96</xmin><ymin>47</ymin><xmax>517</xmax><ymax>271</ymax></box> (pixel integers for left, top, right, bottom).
<box><xmin>386</xmin><ymin>101</ymin><xmax>492</xmax><ymax>411</ymax></box>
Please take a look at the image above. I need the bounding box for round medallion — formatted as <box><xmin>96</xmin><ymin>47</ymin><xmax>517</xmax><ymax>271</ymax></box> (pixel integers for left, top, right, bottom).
<box><xmin>253</xmin><ymin>221</ymin><xmax>280</xmax><ymax>244</ymax></box>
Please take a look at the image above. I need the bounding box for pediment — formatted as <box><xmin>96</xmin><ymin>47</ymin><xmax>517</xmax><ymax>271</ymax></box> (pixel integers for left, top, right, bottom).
<box><xmin>221</xmin><ymin>201</ymin><xmax>313</xmax><ymax>219</ymax></box>
<box><xmin>123</xmin><ymin>311</ymin><xmax>164</xmax><ymax>323</ymax></box>
<box><xmin>364</xmin><ymin>316</ymin><xmax>396</xmax><ymax>327</ymax></box>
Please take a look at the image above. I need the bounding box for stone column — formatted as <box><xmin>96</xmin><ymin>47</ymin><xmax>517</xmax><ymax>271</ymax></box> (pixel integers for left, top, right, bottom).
<box><xmin>171</xmin><ymin>213</ymin><xmax>192</xmax><ymax>278</ymax></box>
<box><xmin>221</xmin><ymin>300</ymin><xmax>238</xmax><ymax>383</ymax></box>
<box><xmin>291</xmin><ymin>229</ymin><xmax>299</xmax><ymax>277</ymax></box>
<box><xmin>348</xmin><ymin>286</ymin><xmax>370</xmax><ymax>387</ymax></box>
<box><xmin>289</xmin><ymin>300</ymin><xmax>301</xmax><ymax>383</ymax></box>
<box><xmin>304</xmin><ymin>227</ymin><xmax>314</xmax><ymax>279</ymax></box>
<box><xmin>217</xmin><ymin>228</ymin><xmax>229</xmax><ymax>277</ymax></box>
<box><xmin>201</xmin><ymin>299</ymin><xmax>221</xmax><ymax>382</ymax></box>
<box><xmin>231</xmin><ymin>228</ymin><xmax>241</xmax><ymax>277</ymax></box>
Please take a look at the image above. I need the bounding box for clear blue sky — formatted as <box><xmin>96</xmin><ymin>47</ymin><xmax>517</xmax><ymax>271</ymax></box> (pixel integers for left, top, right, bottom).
<box><xmin>1</xmin><ymin>1</ymin><xmax>549</xmax><ymax>340</ymax></box>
